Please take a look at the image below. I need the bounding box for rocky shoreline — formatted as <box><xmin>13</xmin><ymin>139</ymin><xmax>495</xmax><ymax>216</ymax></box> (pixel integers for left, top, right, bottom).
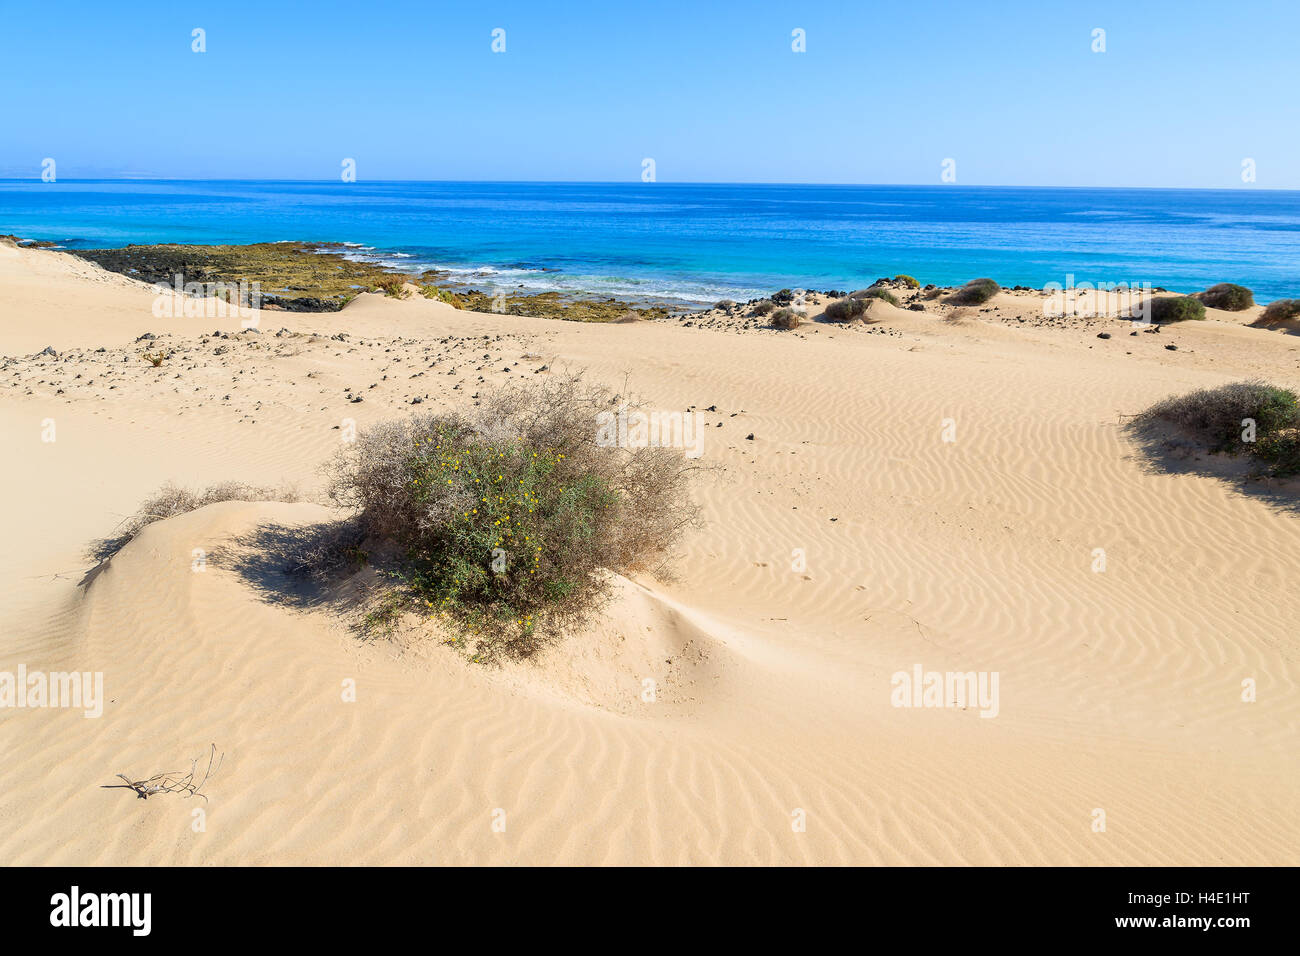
<box><xmin>38</xmin><ymin>240</ymin><xmax>676</xmax><ymax>322</ymax></box>
<box><xmin>8</xmin><ymin>238</ymin><xmax>1025</xmax><ymax>322</ymax></box>
<box><xmin>11</xmin><ymin>237</ymin><xmax>1292</xmax><ymax>336</ymax></box>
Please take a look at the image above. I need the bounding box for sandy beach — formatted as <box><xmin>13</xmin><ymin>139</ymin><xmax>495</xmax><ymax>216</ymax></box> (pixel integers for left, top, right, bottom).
<box><xmin>1</xmin><ymin>239</ymin><xmax>1297</xmax><ymax>866</ymax></box>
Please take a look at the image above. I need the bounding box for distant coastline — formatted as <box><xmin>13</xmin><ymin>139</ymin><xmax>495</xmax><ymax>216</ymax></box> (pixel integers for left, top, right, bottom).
<box><xmin>3</xmin><ymin>181</ymin><xmax>1299</xmax><ymax>304</ymax></box>
<box><xmin>0</xmin><ymin>236</ymin><xmax>1145</xmax><ymax>316</ymax></box>
<box><xmin>13</xmin><ymin>237</ymin><xmax>1297</xmax><ymax>339</ymax></box>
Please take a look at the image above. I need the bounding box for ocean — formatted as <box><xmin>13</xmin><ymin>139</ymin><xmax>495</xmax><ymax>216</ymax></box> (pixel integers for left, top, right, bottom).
<box><xmin>2</xmin><ymin>179</ymin><xmax>1298</xmax><ymax>305</ymax></box>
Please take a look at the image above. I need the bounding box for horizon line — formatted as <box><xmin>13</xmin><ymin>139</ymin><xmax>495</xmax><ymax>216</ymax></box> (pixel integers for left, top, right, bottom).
<box><xmin>0</xmin><ymin>177</ymin><xmax>1296</xmax><ymax>193</ymax></box>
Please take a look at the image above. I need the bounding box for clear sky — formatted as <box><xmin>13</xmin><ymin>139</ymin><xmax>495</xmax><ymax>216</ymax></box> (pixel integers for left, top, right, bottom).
<box><xmin>2</xmin><ymin>0</ymin><xmax>1297</xmax><ymax>187</ymax></box>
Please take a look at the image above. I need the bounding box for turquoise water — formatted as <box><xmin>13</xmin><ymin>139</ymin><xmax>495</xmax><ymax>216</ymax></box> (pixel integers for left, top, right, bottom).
<box><xmin>2</xmin><ymin>180</ymin><xmax>1298</xmax><ymax>304</ymax></box>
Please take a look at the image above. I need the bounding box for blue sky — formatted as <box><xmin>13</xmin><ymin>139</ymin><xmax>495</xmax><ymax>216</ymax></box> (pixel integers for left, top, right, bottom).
<box><xmin>2</xmin><ymin>0</ymin><xmax>1297</xmax><ymax>187</ymax></box>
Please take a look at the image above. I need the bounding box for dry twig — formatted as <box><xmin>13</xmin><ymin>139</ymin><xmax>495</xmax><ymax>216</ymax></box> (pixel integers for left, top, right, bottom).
<box><xmin>101</xmin><ymin>744</ymin><xmax>224</xmax><ymax>802</ymax></box>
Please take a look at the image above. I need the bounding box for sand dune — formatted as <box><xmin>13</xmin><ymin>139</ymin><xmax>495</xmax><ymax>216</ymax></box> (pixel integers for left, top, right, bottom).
<box><xmin>2</xmin><ymin>246</ymin><xmax>1297</xmax><ymax>865</ymax></box>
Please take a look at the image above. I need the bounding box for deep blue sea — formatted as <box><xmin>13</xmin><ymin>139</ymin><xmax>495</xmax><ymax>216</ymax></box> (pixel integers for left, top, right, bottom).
<box><xmin>2</xmin><ymin>180</ymin><xmax>1298</xmax><ymax>304</ymax></box>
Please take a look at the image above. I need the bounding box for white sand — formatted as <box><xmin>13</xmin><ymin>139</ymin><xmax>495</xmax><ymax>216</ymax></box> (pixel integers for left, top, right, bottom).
<box><xmin>1</xmin><ymin>244</ymin><xmax>1297</xmax><ymax>864</ymax></box>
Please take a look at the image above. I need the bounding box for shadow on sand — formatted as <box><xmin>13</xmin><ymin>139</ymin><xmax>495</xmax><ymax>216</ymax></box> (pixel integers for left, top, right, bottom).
<box><xmin>1123</xmin><ymin>420</ymin><xmax>1300</xmax><ymax>517</ymax></box>
<box><xmin>208</xmin><ymin>519</ymin><xmax>366</xmax><ymax>611</ymax></box>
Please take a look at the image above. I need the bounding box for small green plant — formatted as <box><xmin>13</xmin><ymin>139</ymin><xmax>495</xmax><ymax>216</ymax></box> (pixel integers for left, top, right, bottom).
<box><xmin>822</xmin><ymin>297</ymin><xmax>869</xmax><ymax>321</ymax></box>
<box><xmin>141</xmin><ymin>350</ymin><xmax>170</xmax><ymax>367</ymax></box>
<box><xmin>1197</xmin><ymin>283</ymin><xmax>1254</xmax><ymax>311</ymax></box>
<box><xmin>751</xmin><ymin>300</ymin><xmax>775</xmax><ymax>316</ymax></box>
<box><xmin>324</xmin><ymin>375</ymin><xmax>699</xmax><ymax>658</ymax></box>
<box><xmin>948</xmin><ymin>278</ymin><xmax>1000</xmax><ymax>305</ymax></box>
<box><xmin>770</xmin><ymin>307</ymin><xmax>802</xmax><ymax>329</ymax></box>
<box><xmin>1131</xmin><ymin>380</ymin><xmax>1300</xmax><ymax>478</ymax></box>
<box><xmin>420</xmin><ymin>285</ymin><xmax>464</xmax><ymax>307</ymax></box>
<box><xmin>894</xmin><ymin>274</ymin><xmax>920</xmax><ymax>289</ymax></box>
<box><xmin>850</xmin><ymin>287</ymin><xmax>899</xmax><ymax>306</ymax></box>
<box><xmin>1149</xmin><ymin>296</ymin><xmax>1206</xmax><ymax>323</ymax></box>
<box><xmin>372</xmin><ymin>275</ymin><xmax>410</xmax><ymax>298</ymax></box>
<box><xmin>361</xmin><ymin>588</ymin><xmax>408</xmax><ymax>636</ymax></box>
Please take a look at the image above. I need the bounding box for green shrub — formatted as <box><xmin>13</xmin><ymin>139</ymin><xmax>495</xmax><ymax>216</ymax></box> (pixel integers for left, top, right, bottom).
<box><xmin>1256</xmin><ymin>299</ymin><xmax>1300</xmax><ymax>326</ymax></box>
<box><xmin>770</xmin><ymin>307</ymin><xmax>802</xmax><ymax>329</ymax></box>
<box><xmin>324</xmin><ymin>375</ymin><xmax>699</xmax><ymax>657</ymax></box>
<box><xmin>420</xmin><ymin>285</ymin><xmax>464</xmax><ymax>307</ymax></box>
<box><xmin>822</xmin><ymin>297</ymin><xmax>869</xmax><ymax>321</ymax></box>
<box><xmin>894</xmin><ymin>274</ymin><xmax>920</xmax><ymax>289</ymax></box>
<box><xmin>1149</xmin><ymin>296</ymin><xmax>1206</xmax><ymax>323</ymax></box>
<box><xmin>1132</xmin><ymin>380</ymin><xmax>1300</xmax><ymax>477</ymax></box>
<box><xmin>1197</xmin><ymin>283</ymin><xmax>1254</xmax><ymax>311</ymax></box>
<box><xmin>850</xmin><ymin>287</ymin><xmax>900</xmax><ymax>306</ymax></box>
<box><xmin>372</xmin><ymin>275</ymin><xmax>410</xmax><ymax>298</ymax></box>
<box><xmin>948</xmin><ymin>278</ymin><xmax>1000</xmax><ymax>305</ymax></box>
<box><xmin>751</xmin><ymin>300</ymin><xmax>775</xmax><ymax>316</ymax></box>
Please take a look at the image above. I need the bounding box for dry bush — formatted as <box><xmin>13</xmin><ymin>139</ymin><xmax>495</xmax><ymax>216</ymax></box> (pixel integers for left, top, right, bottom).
<box><xmin>751</xmin><ymin>300</ymin><xmax>775</xmax><ymax>316</ymax></box>
<box><xmin>90</xmin><ymin>481</ymin><xmax>300</xmax><ymax>560</ymax></box>
<box><xmin>769</xmin><ymin>307</ymin><xmax>802</xmax><ymax>329</ymax></box>
<box><xmin>822</xmin><ymin>297</ymin><xmax>869</xmax><ymax>321</ymax></box>
<box><xmin>948</xmin><ymin>278</ymin><xmax>1000</xmax><ymax>305</ymax></box>
<box><xmin>323</xmin><ymin>373</ymin><xmax>701</xmax><ymax>657</ymax></box>
<box><xmin>1255</xmin><ymin>299</ymin><xmax>1300</xmax><ymax>326</ymax></box>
